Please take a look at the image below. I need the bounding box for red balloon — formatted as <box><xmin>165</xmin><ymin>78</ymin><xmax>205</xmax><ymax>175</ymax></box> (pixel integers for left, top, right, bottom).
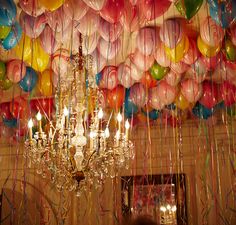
<box><xmin>199</xmin><ymin>81</ymin><xmax>219</xmax><ymax>109</ymax></box>
<box><xmin>0</xmin><ymin>102</ymin><xmax>13</xmax><ymax>119</ymax></box>
<box><xmin>100</xmin><ymin>0</ymin><xmax>125</xmax><ymax>24</ymax></box>
<box><xmin>182</xmin><ymin>38</ymin><xmax>199</xmax><ymax>65</ymax></box>
<box><xmin>220</xmin><ymin>81</ymin><xmax>236</xmax><ymax>106</ymax></box>
<box><xmin>201</xmin><ymin>53</ymin><xmax>221</xmax><ymax>71</ymax></box>
<box><xmin>30</xmin><ymin>98</ymin><xmax>54</xmax><ymax>117</ymax></box>
<box><xmin>107</xmin><ymin>85</ymin><xmax>125</xmax><ymax>110</ymax></box>
<box><xmin>9</xmin><ymin>97</ymin><xmax>28</xmax><ymax>119</ymax></box>
<box><xmin>140</xmin><ymin>71</ymin><xmax>157</xmax><ymax>88</ymax></box>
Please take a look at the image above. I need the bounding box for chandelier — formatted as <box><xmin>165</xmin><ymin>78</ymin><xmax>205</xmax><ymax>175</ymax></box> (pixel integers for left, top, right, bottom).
<box><xmin>24</xmin><ymin>34</ymin><xmax>134</xmax><ymax>196</ymax></box>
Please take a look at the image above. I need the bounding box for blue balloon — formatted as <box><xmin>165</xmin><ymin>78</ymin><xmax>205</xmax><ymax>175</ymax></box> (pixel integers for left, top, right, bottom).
<box><xmin>19</xmin><ymin>67</ymin><xmax>38</xmax><ymax>92</ymax></box>
<box><xmin>142</xmin><ymin>109</ymin><xmax>159</xmax><ymax>120</ymax></box>
<box><xmin>3</xmin><ymin>117</ymin><xmax>17</xmax><ymax>128</ymax></box>
<box><xmin>0</xmin><ymin>0</ymin><xmax>16</xmax><ymax>26</ymax></box>
<box><xmin>192</xmin><ymin>102</ymin><xmax>213</xmax><ymax>120</ymax></box>
<box><xmin>95</xmin><ymin>72</ymin><xmax>102</xmax><ymax>86</ymax></box>
<box><xmin>125</xmin><ymin>88</ymin><xmax>138</xmax><ymax>115</ymax></box>
<box><xmin>2</xmin><ymin>22</ymin><xmax>22</xmax><ymax>50</ymax></box>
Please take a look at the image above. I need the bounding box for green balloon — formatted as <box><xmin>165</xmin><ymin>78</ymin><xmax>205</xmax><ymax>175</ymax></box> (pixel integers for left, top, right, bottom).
<box><xmin>0</xmin><ymin>78</ymin><xmax>13</xmax><ymax>90</ymax></box>
<box><xmin>149</xmin><ymin>62</ymin><xmax>169</xmax><ymax>80</ymax></box>
<box><xmin>175</xmin><ymin>0</ymin><xmax>203</xmax><ymax>20</ymax></box>
<box><xmin>227</xmin><ymin>104</ymin><xmax>236</xmax><ymax>117</ymax></box>
<box><xmin>225</xmin><ymin>39</ymin><xmax>236</xmax><ymax>62</ymax></box>
<box><xmin>0</xmin><ymin>61</ymin><xmax>6</xmax><ymax>80</ymax></box>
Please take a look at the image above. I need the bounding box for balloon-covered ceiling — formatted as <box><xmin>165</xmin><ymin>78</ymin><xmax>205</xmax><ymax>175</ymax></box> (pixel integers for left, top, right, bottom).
<box><xmin>0</xmin><ymin>0</ymin><xmax>236</xmax><ymax>141</ymax></box>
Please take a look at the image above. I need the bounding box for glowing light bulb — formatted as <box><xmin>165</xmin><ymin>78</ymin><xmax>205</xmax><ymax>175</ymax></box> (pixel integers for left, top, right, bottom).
<box><xmin>98</xmin><ymin>108</ymin><xmax>103</xmax><ymax>119</ymax></box>
<box><xmin>28</xmin><ymin>119</ymin><xmax>33</xmax><ymax>128</ymax></box>
<box><xmin>116</xmin><ymin>130</ymin><xmax>120</xmax><ymax>140</ymax></box>
<box><xmin>171</xmin><ymin>205</ymin><xmax>177</xmax><ymax>212</ymax></box>
<box><xmin>166</xmin><ymin>204</ymin><xmax>171</xmax><ymax>210</ymax></box>
<box><xmin>105</xmin><ymin>127</ymin><xmax>110</xmax><ymax>138</ymax></box>
<box><xmin>117</xmin><ymin>112</ymin><xmax>122</xmax><ymax>122</ymax></box>
<box><xmin>63</xmin><ymin>107</ymin><xmax>69</xmax><ymax>116</ymax></box>
<box><xmin>160</xmin><ymin>206</ymin><xmax>167</xmax><ymax>212</ymax></box>
<box><xmin>90</xmin><ymin>131</ymin><xmax>95</xmax><ymax>138</ymax></box>
<box><xmin>125</xmin><ymin>120</ymin><xmax>130</xmax><ymax>130</ymax></box>
<box><xmin>36</xmin><ymin>111</ymin><xmax>42</xmax><ymax>121</ymax></box>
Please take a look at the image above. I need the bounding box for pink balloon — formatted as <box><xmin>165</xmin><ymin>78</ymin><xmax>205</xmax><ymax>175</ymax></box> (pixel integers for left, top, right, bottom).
<box><xmin>187</xmin><ymin>58</ymin><xmax>207</xmax><ymax>83</ymax></box>
<box><xmin>148</xmin><ymin>87</ymin><xmax>165</xmax><ymax>110</ymax></box>
<box><xmin>136</xmin><ymin>27</ymin><xmax>160</xmax><ymax>56</ymax></box>
<box><xmin>77</xmin><ymin>9</ymin><xmax>100</xmax><ymax>36</ymax></box>
<box><xmin>170</xmin><ymin>61</ymin><xmax>189</xmax><ymax>74</ymax></box>
<box><xmin>39</xmin><ymin>25</ymin><xmax>59</xmax><ymax>54</ymax></box>
<box><xmin>97</xmin><ymin>37</ymin><xmax>121</xmax><ymax>60</ymax></box>
<box><xmin>45</xmin><ymin>6</ymin><xmax>71</xmax><ymax>32</ymax></box>
<box><xmin>117</xmin><ymin>61</ymin><xmax>136</xmax><ymax>88</ymax></box>
<box><xmin>200</xmin><ymin>16</ymin><xmax>224</xmax><ymax>47</ymax></box>
<box><xmin>120</xmin><ymin>1</ymin><xmax>145</xmax><ymax>32</ymax></box>
<box><xmin>98</xmin><ymin>18</ymin><xmax>123</xmax><ymax>42</ymax></box>
<box><xmin>100</xmin><ymin>0</ymin><xmax>124</xmax><ymax>24</ymax></box>
<box><xmin>181</xmin><ymin>79</ymin><xmax>203</xmax><ymax>103</ymax></box>
<box><xmin>63</xmin><ymin>0</ymin><xmax>88</xmax><ymax>21</ymax></box>
<box><xmin>182</xmin><ymin>38</ymin><xmax>199</xmax><ymax>65</ymax></box>
<box><xmin>82</xmin><ymin>0</ymin><xmax>106</xmax><ymax>11</ymax></box>
<box><xmin>159</xmin><ymin>18</ymin><xmax>183</xmax><ymax>49</ymax></box>
<box><xmin>220</xmin><ymin>81</ymin><xmax>236</xmax><ymax>106</ymax></box>
<box><xmin>99</xmin><ymin>66</ymin><xmax>119</xmax><ymax>90</ymax></box>
<box><xmin>82</xmin><ymin>32</ymin><xmax>100</xmax><ymax>55</ymax></box>
<box><xmin>199</xmin><ymin>81</ymin><xmax>219</xmax><ymax>109</ymax></box>
<box><xmin>6</xmin><ymin>59</ymin><xmax>26</xmax><ymax>83</ymax></box>
<box><xmin>52</xmin><ymin>49</ymin><xmax>70</xmax><ymax>77</ymax></box>
<box><xmin>90</xmin><ymin>49</ymin><xmax>106</xmax><ymax>74</ymax></box>
<box><xmin>130</xmin><ymin>49</ymin><xmax>155</xmax><ymax>71</ymax></box>
<box><xmin>201</xmin><ymin>53</ymin><xmax>221</xmax><ymax>71</ymax></box>
<box><xmin>139</xmin><ymin>0</ymin><xmax>171</xmax><ymax>21</ymax></box>
<box><xmin>155</xmin><ymin>43</ymin><xmax>171</xmax><ymax>67</ymax></box>
<box><xmin>130</xmin><ymin>83</ymin><xmax>147</xmax><ymax>108</ymax></box>
<box><xmin>19</xmin><ymin>11</ymin><xmax>46</xmax><ymax>38</ymax></box>
<box><xmin>164</xmin><ymin>70</ymin><xmax>181</xmax><ymax>86</ymax></box>
<box><xmin>98</xmin><ymin>89</ymin><xmax>108</xmax><ymax>109</ymax></box>
<box><xmin>19</xmin><ymin>0</ymin><xmax>45</xmax><ymax>17</ymax></box>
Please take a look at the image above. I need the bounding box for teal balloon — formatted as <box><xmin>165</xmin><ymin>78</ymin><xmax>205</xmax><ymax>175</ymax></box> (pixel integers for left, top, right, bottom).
<box><xmin>0</xmin><ymin>0</ymin><xmax>16</xmax><ymax>26</ymax></box>
<box><xmin>125</xmin><ymin>88</ymin><xmax>138</xmax><ymax>117</ymax></box>
<box><xmin>95</xmin><ymin>72</ymin><xmax>102</xmax><ymax>86</ymax></box>
<box><xmin>142</xmin><ymin>109</ymin><xmax>159</xmax><ymax>120</ymax></box>
<box><xmin>19</xmin><ymin>67</ymin><xmax>38</xmax><ymax>92</ymax></box>
<box><xmin>2</xmin><ymin>22</ymin><xmax>22</xmax><ymax>50</ymax></box>
<box><xmin>192</xmin><ymin>102</ymin><xmax>213</xmax><ymax>120</ymax></box>
<box><xmin>3</xmin><ymin>117</ymin><xmax>17</xmax><ymax>128</ymax></box>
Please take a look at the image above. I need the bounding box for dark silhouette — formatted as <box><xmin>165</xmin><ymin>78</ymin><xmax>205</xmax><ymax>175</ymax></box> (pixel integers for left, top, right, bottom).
<box><xmin>126</xmin><ymin>216</ymin><xmax>158</xmax><ymax>225</ymax></box>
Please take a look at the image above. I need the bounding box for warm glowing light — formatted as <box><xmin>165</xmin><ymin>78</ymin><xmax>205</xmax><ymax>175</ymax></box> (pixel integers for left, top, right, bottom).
<box><xmin>36</xmin><ymin>111</ymin><xmax>42</xmax><ymax>121</ymax></box>
<box><xmin>115</xmin><ymin>130</ymin><xmax>120</xmax><ymax>140</ymax></box>
<box><xmin>160</xmin><ymin>206</ymin><xmax>167</xmax><ymax>212</ymax></box>
<box><xmin>105</xmin><ymin>127</ymin><xmax>110</xmax><ymax>138</ymax></box>
<box><xmin>98</xmin><ymin>108</ymin><xmax>104</xmax><ymax>119</ymax></box>
<box><xmin>171</xmin><ymin>205</ymin><xmax>177</xmax><ymax>212</ymax></box>
<box><xmin>166</xmin><ymin>204</ymin><xmax>171</xmax><ymax>210</ymax></box>
<box><xmin>63</xmin><ymin>107</ymin><xmax>69</xmax><ymax>116</ymax></box>
<box><xmin>28</xmin><ymin>119</ymin><xmax>33</xmax><ymax>128</ymax></box>
<box><xmin>117</xmin><ymin>113</ymin><xmax>122</xmax><ymax>122</ymax></box>
<box><xmin>125</xmin><ymin>120</ymin><xmax>130</xmax><ymax>130</ymax></box>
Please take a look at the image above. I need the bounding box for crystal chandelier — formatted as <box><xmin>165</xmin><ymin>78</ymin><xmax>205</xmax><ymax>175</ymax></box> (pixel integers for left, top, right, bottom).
<box><xmin>24</xmin><ymin>34</ymin><xmax>134</xmax><ymax>196</ymax></box>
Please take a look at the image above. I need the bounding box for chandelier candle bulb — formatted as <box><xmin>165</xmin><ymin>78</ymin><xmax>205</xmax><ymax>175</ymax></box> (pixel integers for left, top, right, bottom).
<box><xmin>36</xmin><ymin>111</ymin><xmax>42</xmax><ymax>133</ymax></box>
<box><xmin>117</xmin><ymin>112</ymin><xmax>122</xmax><ymax>133</ymax></box>
<box><xmin>125</xmin><ymin>120</ymin><xmax>130</xmax><ymax>140</ymax></box>
<box><xmin>28</xmin><ymin>119</ymin><xmax>33</xmax><ymax>141</ymax></box>
<box><xmin>63</xmin><ymin>107</ymin><xmax>69</xmax><ymax>128</ymax></box>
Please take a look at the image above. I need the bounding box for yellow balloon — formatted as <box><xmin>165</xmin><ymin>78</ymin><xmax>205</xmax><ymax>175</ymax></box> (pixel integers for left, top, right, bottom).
<box><xmin>39</xmin><ymin>0</ymin><xmax>64</xmax><ymax>11</ymax></box>
<box><xmin>0</xmin><ymin>26</ymin><xmax>11</xmax><ymax>39</ymax></box>
<box><xmin>165</xmin><ymin>36</ymin><xmax>189</xmax><ymax>63</ymax></box>
<box><xmin>37</xmin><ymin>69</ymin><xmax>53</xmax><ymax>96</ymax></box>
<box><xmin>26</xmin><ymin>39</ymin><xmax>49</xmax><ymax>72</ymax></box>
<box><xmin>197</xmin><ymin>35</ymin><xmax>221</xmax><ymax>58</ymax></box>
<box><xmin>14</xmin><ymin>34</ymin><xmax>32</xmax><ymax>61</ymax></box>
<box><xmin>175</xmin><ymin>93</ymin><xmax>190</xmax><ymax>110</ymax></box>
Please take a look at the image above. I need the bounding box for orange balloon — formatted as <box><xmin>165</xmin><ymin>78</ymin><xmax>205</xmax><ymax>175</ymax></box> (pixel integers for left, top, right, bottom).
<box><xmin>175</xmin><ymin>92</ymin><xmax>190</xmax><ymax>110</ymax></box>
<box><xmin>38</xmin><ymin>0</ymin><xmax>64</xmax><ymax>11</ymax></box>
<box><xmin>37</xmin><ymin>69</ymin><xmax>53</xmax><ymax>96</ymax></box>
<box><xmin>107</xmin><ymin>85</ymin><xmax>125</xmax><ymax>110</ymax></box>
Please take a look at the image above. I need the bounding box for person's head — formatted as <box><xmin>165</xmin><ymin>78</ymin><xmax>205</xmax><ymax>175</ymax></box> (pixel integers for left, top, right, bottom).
<box><xmin>128</xmin><ymin>216</ymin><xmax>157</xmax><ymax>225</ymax></box>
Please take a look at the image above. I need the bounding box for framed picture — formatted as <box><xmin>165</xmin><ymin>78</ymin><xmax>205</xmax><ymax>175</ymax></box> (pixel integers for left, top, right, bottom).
<box><xmin>121</xmin><ymin>174</ymin><xmax>187</xmax><ymax>225</ymax></box>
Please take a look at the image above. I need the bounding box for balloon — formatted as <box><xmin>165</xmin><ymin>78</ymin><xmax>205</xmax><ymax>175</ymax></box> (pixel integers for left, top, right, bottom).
<box><xmin>0</xmin><ymin>25</ymin><xmax>10</xmax><ymax>39</ymax></box>
<box><xmin>192</xmin><ymin>102</ymin><xmax>213</xmax><ymax>120</ymax></box>
<box><xmin>2</xmin><ymin>22</ymin><xmax>22</xmax><ymax>50</ymax></box>
<box><xmin>164</xmin><ymin>70</ymin><xmax>181</xmax><ymax>86</ymax></box>
<box><xmin>0</xmin><ymin>77</ymin><xmax>12</xmax><ymax>90</ymax></box>
<box><xmin>19</xmin><ymin>0</ymin><xmax>45</xmax><ymax>17</ymax></box>
<box><xmin>117</xmin><ymin>59</ymin><xmax>138</xmax><ymax>88</ymax></box>
<box><xmin>3</xmin><ymin>118</ymin><xmax>17</xmax><ymax>128</ymax></box>
<box><xmin>37</xmin><ymin>69</ymin><xmax>53</xmax><ymax>96</ymax></box>
<box><xmin>224</xmin><ymin>39</ymin><xmax>236</xmax><ymax>62</ymax></box>
<box><xmin>139</xmin><ymin>0</ymin><xmax>171</xmax><ymax>21</ymax></box>
<box><xmin>9</xmin><ymin>97</ymin><xmax>28</xmax><ymax>119</ymax></box>
<box><xmin>19</xmin><ymin>11</ymin><xmax>46</xmax><ymax>38</ymax></box>
<box><xmin>107</xmin><ymin>85</ymin><xmax>125</xmax><ymax>109</ymax></box>
<box><xmin>99</xmin><ymin>66</ymin><xmax>118</xmax><ymax>90</ymax></box>
<box><xmin>82</xmin><ymin>33</ymin><xmax>100</xmax><ymax>56</ymax></box>
<box><xmin>197</xmin><ymin>36</ymin><xmax>221</xmax><ymax>58</ymax></box>
<box><xmin>181</xmin><ymin>79</ymin><xmax>202</xmax><ymax>103</ymax></box>
<box><xmin>45</xmin><ymin>6</ymin><xmax>71</xmax><ymax>32</ymax></box>
<box><xmin>140</xmin><ymin>71</ymin><xmax>157</xmax><ymax>88</ymax></box>
<box><xmin>99</xmin><ymin>19</ymin><xmax>123</xmax><ymax>42</ymax></box>
<box><xmin>14</xmin><ymin>33</ymin><xmax>32</xmax><ymax>61</ymax></box>
<box><xmin>159</xmin><ymin>19</ymin><xmax>183</xmax><ymax>49</ymax></box>
<box><xmin>199</xmin><ymin>81</ymin><xmax>219</xmax><ymax>109</ymax></box>
<box><xmin>149</xmin><ymin>61</ymin><xmax>169</xmax><ymax>80</ymax></box>
<box><xmin>142</xmin><ymin>108</ymin><xmax>159</xmax><ymax>120</ymax></box>
<box><xmin>89</xmin><ymin>49</ymin><xmax>106</xmax><ymax>74</ymax></box>
<box><xmin>155</xmin><ymin>43</ymin><xmax>171</xmax><ymax>67</ymax></box>
<box><xmin>63</xmin><ymin>0</ymin><xmax>88</xmax><ymax>21</ymax></box>
<box><xmin>148</xmin><ymin>87</ymin><xmax>165</xmax><ymax>110</ymax></box>
<box><xmin>130</xmin><ymin>49</ymin><xmax>155</xmax><ymax>71</ymax></box>
<box><xmin>38</xmin><ymin>0</ymin><xmax>64</xmax><ymax>11</ymax></box>
<box><xmin>170</xmin><ymin>61</ymin><xmax>189</xmax><ymax>74</ymax></box>
<box><xmin>26</xmin><ymin>39</ymin><xmax>50</xmax><ymax>72</ymax></box>
<box><xmin>125</xmin><ymin>88</ymin><xmax>138</xmax><ymax>116</ymax></box>
<box><xmin>165</xmin><ymin>36</ymin><xmax>189</xmax><ymax>63</ymax></box>
<box><xmin>30</xmin><ymin>98</ymin><xmax>54</xmax><ymax>117</ymax></box>
<box><xmin>220</xmin><ymin>81</ymin><xmax>236</xmax><ymax>106</ymax></box>
<box><xmin>129</xmin><ymin>83</ymin><xmax>147</xmax><ymax>108</ymax></box>
<box><xmin>97</xmin><ymin>37</ymin><xmax>121</xmax><ymax>60</ymax></box>
<box><xmin>82</xmin><ymin>0</ymin><xmax>106</xmax><ymax>11</ymax></box>
<box><xmin>182</xmin><ymin>38</ymin><xmax>199</xmax><ymax>65</ymax></box>
<box><xmin>175</xmin><ymin>92</ymin><xmax>190</xmax><ymax>110</ymax></box>
<box><xmin>100</xmin><ymin>0</ymin><xmax>124</xmax><ymax>24</ymax></box>
<box><xmin>0</xmin><ymin>102</ymin><xmax>12</xmax><ymax>119</ymax></box>
<box><xmin>175</xmin><ymin>0</ymin><xmax>203</xmax><ymax>20</ymax></box>
<box><xmin>39</xmin><ymin>25</ymin><xmax>59</xmax><ymax>55</ymax></box>
<box><xmin>136</xmin><ymin>27</ymin><xmax>160</xmax><ymax>56</ymax></box>
<box><xmin>0</xmin><ymin>61</ymin><xmax>6</xmax><ymax>80</ymax></box>
<box><xmin>187</xmin><ymin>58</ymin><xmax>207</xmax><ymax>83</ymax></box>
<box><xmin>201</xmin><ymin>52</ymin><xmax>221</xmax><ymax>71</ymax></box>
<box><xmin>19</xmin><ymin>67</ymin><xmax>38</xmax><ymax>92</ymax></box>
<box><xmin>229</xmin><ymin>24</ymin><xmax>236</xmax><ymax>46</ymax></box>
<box><xmin>200</xmin><ymin>17</ymin><xmax>224</xmax><ymax>47</ymax></box>
<box><xmin>0</xmin><ymin>0</ymin><xmax>16</xmax><ymax>26</ymax></box>
<box><xmin>6</xmin><ymin>59</ymin><xmax>26</xmax><ymax>83</ymax></box>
